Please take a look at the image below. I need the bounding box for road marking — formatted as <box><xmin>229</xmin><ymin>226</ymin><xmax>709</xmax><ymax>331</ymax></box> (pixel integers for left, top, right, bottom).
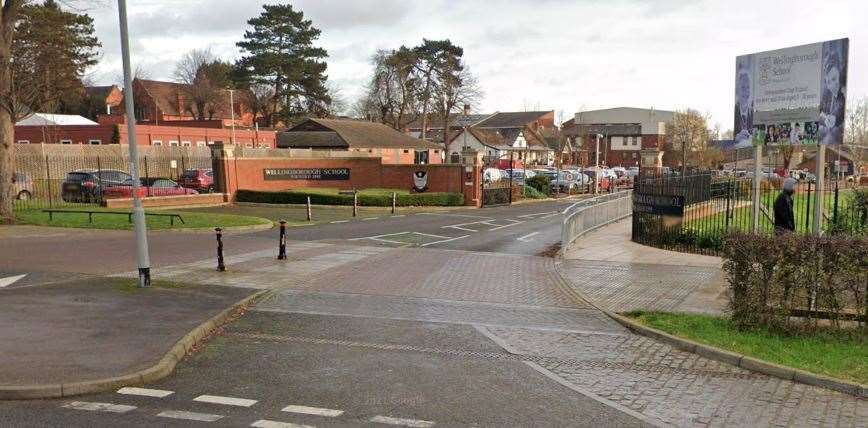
<box><xmin>117</xmin><ymin>387</ymin><xmax>173</xmax><ymax>398</ymax></box>
<box><xmin>194</xmin><ymin>394</ymin><xmax>258</xmax><ymax>407</ymax></box>
<box><xmin>362</xmin><ymin>217</ymin><xmax>379</xmax><ymax>221</ymax></box>
<box><xmin>441</xmin><ymin>222</ymin><xmax>480</xmax><ymax>232</ymax></box>
<box><xmin>539</xmin><ymin>212</ymin><xmax>561</xmax><ymax>219</ymax></box>
<box><xmin>516</xmin><ymin>211</ymin><xmax>558</xmax><ymax>219</ymax></box>
<box><xmin>251</xmin><ymin>420</ymin><xmax>314</xmax><ymax>428</ymax></box>
<box><xmin>484</xmin><ymin>219</ymin><xmax>523</xmax><ymax>230</ymax></box>
<box><xmin>516</xmin><ymin>231</ymin><xmax>540</xmax><ymax>242</ymax></box>
<box><xmin>417</xmin><ymin>212</ymin><xmax>493</xmax><ymax>220</ymax></box>
<box><xmin>412</xmin><ymin>231</ymin><xmax>452</xmax><ymax>239</ymax></box>
<box><xmin>282</xmin><ymin>404</ymin><xmax>344</xmax><ymax>417</ymax></box>
<box><xmin>420</xmin><ymin>235</ymin><xmax>469</xmax><ymax>247</ymax></box>
<box><xmin>369</xmin><ymin>415</ymin><xmax>435</xmax><ymax>427</ymax></box>
<box><xmin>62</xmin><ymin>401</ymin><xmax>136</xmax><ymax>413</ymax></box>
<box><xmin>0</xmin><ymin>274</ymin><xmax>27</xmax><ymax>288</ymax></box>
<box><xmin>157</xmin><ymin>410</ymin><xmax>224</xmax><ymax>422</ymax></box>
<box><xmin>391</xmin><ymin>214</ymin><xmax>406</xmax><ymax>218</ymax></box>
<box><xmin>330</xmin><ymin>220</ymin><xmax>349</xmax><ymax>224</ymax></box>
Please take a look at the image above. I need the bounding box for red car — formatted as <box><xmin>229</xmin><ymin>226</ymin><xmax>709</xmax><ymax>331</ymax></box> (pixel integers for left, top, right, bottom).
<box><xmin>179</xmin><ymin>169</ymin><xmax>215</xmax><ymax>193</ymax></box>
<box><xmin>103</xmin><ymin>178</ymin><xmax>199</xmax><ymax>199</ymax></box>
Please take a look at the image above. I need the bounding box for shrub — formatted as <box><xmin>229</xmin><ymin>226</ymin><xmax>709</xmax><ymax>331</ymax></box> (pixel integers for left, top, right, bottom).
<box><xmin>722</xmin><ymin>232</ymin><xmax>867</xmax><ymax>333</ymax></box>
<box><xmin>526</xmin><ymin>175</ymin><xmax>550</xmax><ymax>195</ymax></box>
<box><xmin>236</xmin><ymin>189</ymin><xmax>464</xmax><ymax>207</ymax></box>
<box><xmin>522</xmin><ymin>185</ymin><xmax>547</xmax><ymax>199</ymax></box>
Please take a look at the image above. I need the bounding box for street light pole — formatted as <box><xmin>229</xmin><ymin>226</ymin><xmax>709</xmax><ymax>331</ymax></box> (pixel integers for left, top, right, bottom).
<box><xmin>117</xmin><ymin>0</ymin><xmax>151</xmax><ymax>288</ymax></box>
<box><xmin>229</xmin><ymin>89</ymin><xmax>236</xmax><ymax>145</ymax></box>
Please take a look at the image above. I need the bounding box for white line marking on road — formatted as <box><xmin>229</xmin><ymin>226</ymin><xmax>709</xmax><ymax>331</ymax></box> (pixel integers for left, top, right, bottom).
<box><xmin>411</xmin><ymin>231</ymin><xmax>452</xmax><ymax>239</ymax></box>
<box><xmin>485</xmin><ymin>219</ymin><xmax>523</xmax><ymax>230</ymax></box>
<box><xmin>349</xmin><ymin>232</ymin><xmax>407</xmax><ymax>240</ymax></box>
<box><xmin>391</xmin><ymin>214</ymin><xmax>406</xmax><ymax>218</ymax></box>
<box><xmin>251</xmin><ymin>420</ymin><xmax>314</xmax><ymax>428</ymax></box>
<box><xmin>370</xmin><ymin>415</ymin><xmax>435</xmax><ymax>427</ymax></box>
<box><xmin>330</xmin><ymin>220</ymin><xmax>349</xmax><ymax>224</ymax></box>
<box><xmin>420</xmin><ymin>235</ymin><xmax>469</xmax><ymax>247</ymax></box>
<box><xmin>417</xmin><ymin>212</ymin><xmax>493</xmax><ymax>220</ymax></box>
<box><xmin>157</xmin><ymin>410</ymin><xmax>224</xmax><ymax>422</ymax></box>
<box><xmin>441</xmin><ymin>222</ymin><xmax>480</xmax><ymax>232</ymax></box>
<box><xmin>516</xmin><ymin>211</ymin><xmax>558</xmax><ymax>219</ymax></box>
<box><xmin>539</xmin><ymin>212</ymin><xmax>561</xmax><ymax>219</ymax></box>
<box><xmin>116</xmin><ymin>387</ymin><xmax>173</xmax><ymax>398</ymax></box>
<box><xmin>194</xmin><ymin>395</ymin><xmax>258</xmax><ymax>407</ymax></box>
<box><xmin>362</xmin><ymin>217</ymin><xmax>379</xmax><ymax>221</ymax></box>
<box><xmin>0</xmin><ymin>274</ymin><xmax>27</xmax><ymax>288</ymax></box>
<box><xmin>62</xmin><ymin>401</ymin><xmax>136</xmax><ymax>413</ymax></box>
<box><xmin>516</xmin><ymin>231</ymin><xmax>540</xmax><ymax>242</ymax></box>
<box><xmin>282</xmin><ymin>404</ymin><xmax>344</xmax><ymax>417</ymax></box>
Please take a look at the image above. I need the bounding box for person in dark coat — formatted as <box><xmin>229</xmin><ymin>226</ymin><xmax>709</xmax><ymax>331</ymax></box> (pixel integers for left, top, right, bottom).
<box><xmin>774</xmin><ymin>178</ymin><xmax>797</xmax><ymax>234</ymax></box>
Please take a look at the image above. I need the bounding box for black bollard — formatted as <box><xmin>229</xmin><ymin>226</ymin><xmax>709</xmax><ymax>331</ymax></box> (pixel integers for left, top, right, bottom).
<box><xmin>278</xmin><ymin>220</ymin><xmax>287</xmax><ymax>260</ymax></box>
<box><xmin>215</xmin><ymin>227</ymin><xmax>225</xmax><ymax>272</ymax></box>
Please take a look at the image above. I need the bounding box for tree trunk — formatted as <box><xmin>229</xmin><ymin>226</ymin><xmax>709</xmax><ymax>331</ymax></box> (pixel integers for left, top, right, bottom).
<box><xmin>0</xmin><ymin>106</ymin><xmax>15</xmax><ymax>224</ymax></box>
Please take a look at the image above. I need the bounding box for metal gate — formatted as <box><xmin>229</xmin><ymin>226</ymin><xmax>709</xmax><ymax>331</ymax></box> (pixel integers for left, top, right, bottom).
<box><xmin>481</xmin><ymin>180</ymin><xmax>512</xmax><ymax>207</ymax></box>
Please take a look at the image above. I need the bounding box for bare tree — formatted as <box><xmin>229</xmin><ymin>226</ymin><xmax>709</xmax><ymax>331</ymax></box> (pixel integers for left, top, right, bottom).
<box><xmin>174</xmin><ymin>48</ymin><xmax>230</xmax><ymax>121</ymax></box>
<box><xmin>366</xmin><ymin>49</ymin><xmax>419</xmax><ymax>130</ymax></box>
<box><xmin>665</xmin><ymin>109</ymin><xmax>710</xmax><ymax>174</ymax></box>
<box><xmin>432</xmin><ymin>67</ymin><xmax>482</xmax><ymax>148</ymax></box>
<box><xmin>241</xmin><ymin>83</ymin><xmax>275</xmax><ymax>127</ymax></box>
<box><xmin>845</xmin><ymin>96</ymin><xmax>867</xmax><ymax>175</ymax></box>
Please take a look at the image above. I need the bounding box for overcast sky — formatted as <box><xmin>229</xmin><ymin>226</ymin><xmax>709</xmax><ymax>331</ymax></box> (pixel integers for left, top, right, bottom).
<box><xmin>85</xmin><ymin>0</ymin><xmax>866</xmax><ymax>130</ymax></box>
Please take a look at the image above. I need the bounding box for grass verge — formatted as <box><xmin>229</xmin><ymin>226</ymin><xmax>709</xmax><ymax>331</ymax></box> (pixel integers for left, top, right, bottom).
<box><xmin>14</xmin><ymin>207</ymin><xmax>272</xmax><ymax>230</ymax></box>
<box><xmin>625</xmin><ymin>311</ymin><xmax>867</xmax><ymax>384</ymax></box>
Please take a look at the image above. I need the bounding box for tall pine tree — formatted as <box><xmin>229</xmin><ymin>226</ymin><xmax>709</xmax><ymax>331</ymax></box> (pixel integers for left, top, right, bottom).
<box><xmin>235</xmin><ymin>3</ymin><xmax>330</xmax><ymax>127</ymax></box>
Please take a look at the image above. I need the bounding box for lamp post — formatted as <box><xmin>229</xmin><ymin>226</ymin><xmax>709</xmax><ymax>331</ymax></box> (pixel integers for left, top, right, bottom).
<box><xmin>117</xmin><ymin>0</ymin><xmax>151</xmax><ymax>288</ymax></box>
<box><xmin>594</xmin><ymin>133</ymin><xmax>603</xmax><ymax>194</ymax></box>
<box><xmin>228</xmin><ymin>88</ymin><xmax>236</xmax><ymax>145</ymax></box>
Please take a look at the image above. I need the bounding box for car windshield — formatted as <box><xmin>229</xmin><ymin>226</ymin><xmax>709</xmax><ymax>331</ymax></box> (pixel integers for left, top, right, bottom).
<box><xmin>181</xmin><ymin>170</ymin><xmax>199</xmax><ymax>179</ymax></box>
<box><xmin>65</xmin><ymin>172</ymin><xmax>91</xmax><ymax>182</ymax></box>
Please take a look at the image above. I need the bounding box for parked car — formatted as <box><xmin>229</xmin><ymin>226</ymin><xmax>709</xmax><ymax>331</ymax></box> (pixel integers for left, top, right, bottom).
<box><xmin>13</xmin><ymin>172</ymin><xmax>34</xmax><ymax>200</ymax></box>
<box><xmin>503</xmin><ymin>168</ymin><xmax>536</xmax><ymax>185</ymax></box>
<box><xmin>549</xmin><ymin>171</ymin><xmax>579</xmax><ymax>193</ymax></box>
<box><xmin>102</xmin><ymin>178</ymin><xmax>199</xmax><ymax>199</ymax></box>
<box><xmin>583</xmin><ymin>169</ymin><xmax>612</xmax><ymax>191</ymax></box>
<box><xmin>62</xmin><ymin>169</ymin><xmax>132</xmax><ymax>203</ymax></box>
<box><xmin>625</xmin><ymin>167</ymin><xmax>640</xmax><ymax>178</ymax></box>
<box><xmin>482</xmin><ymin>168</ymin><xmax>506</xmax><ymax>183</ymax></box>
<box><xmin>179</xmin><ymin>168</ymin><xmax>215</xmax><ymax>193</ymax></box>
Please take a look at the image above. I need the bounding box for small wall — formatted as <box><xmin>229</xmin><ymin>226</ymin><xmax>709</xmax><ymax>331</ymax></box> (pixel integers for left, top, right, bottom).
<box><xmin>103</xmin><ymin>193</ymin><xmax>226</xmax><ymax>209</ymax></box>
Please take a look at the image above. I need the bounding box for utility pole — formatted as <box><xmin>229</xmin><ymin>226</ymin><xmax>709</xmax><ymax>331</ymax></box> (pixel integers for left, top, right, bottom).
<box><xmin>229</xmin><ymin>89</ymin><xmax>236</xmax><ymax>145</ymax></box>
<box><xmin>118</xmin><ymin>0</ymin><xmax>151</xmax><ymax>288</ymax></box>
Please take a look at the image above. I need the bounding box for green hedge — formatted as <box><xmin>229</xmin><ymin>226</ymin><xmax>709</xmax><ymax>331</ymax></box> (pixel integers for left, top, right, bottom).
<box><xmin>237</xmin><ymin>189</ymin><xmax>464</xmax><ymax>207</ymax></box>
<box><xmin>522</xmin><ymin>185</ymin><xmax>547</xmax><ymax>199</ymax></box>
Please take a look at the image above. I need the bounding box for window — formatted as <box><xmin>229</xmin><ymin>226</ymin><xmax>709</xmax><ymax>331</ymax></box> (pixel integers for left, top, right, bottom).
<box><xmin>60</xmin><ymin>139</ymin><xmax>72</xmax><ymax>145</ymax></box>
<box><xmin>17</xmin><ymin>140</ymin><xmax>29</xmax><ymax>144</ymax></box>
<box><xmin>414</xmin><ymin>150</ymin><xmax>429</xmax><ymax>165</ymax></box>
<box><xmin>632</xmin><ymin>152</ymin><xmax>637</xmax><ymax>158</ymax></box>
<box><xmin>631</xmin><ymin>137</ymin><xmax>638</xmax><ymax>146</ymax></box>
<box><xmin>403</xmin><ymin>149</ymin><xmax>410</xmax><ymax>153</ymax></box>
<box><xmin>154</xmin><ymin>179</ymin><xmax>175</xmax><ymax>188</ymax></box>
<box><xmin>196</xmin><ymin>141</ymin><xmax>207</xmax><ymax>147</ymax></box>
<box><xmin>181</xmin><ymin>141</ymin><xmax>192</xmax><ymax>147</ymax></box>
<box><xmin>169</xmin><ymin>141</ymin><xmax>179</xmax><ymax>147</ymax></box>
<box><xmin>89</xmin><ymin>139</ymin><xmax>101</xmax><ymax>145</ymax></box>
<box><xmin>152</xmin><ymin>140</ymin><xmax>162</xmax><ymax>146</ymax></box>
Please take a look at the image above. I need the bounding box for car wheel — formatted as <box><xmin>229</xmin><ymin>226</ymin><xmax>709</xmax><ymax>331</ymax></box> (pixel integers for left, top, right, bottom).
<box><xmin>17</xmin><ymin>190</ymin><xmax>31</xmax><ymax>200</ymax></box>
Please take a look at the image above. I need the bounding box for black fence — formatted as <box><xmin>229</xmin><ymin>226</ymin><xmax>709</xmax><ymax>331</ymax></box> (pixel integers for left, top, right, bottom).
<box><xmin>632</xmin><ymin>170</ymin><xmax>866</xmax><ymax>255</ymax></box>
<box><xmin>12</xmin><ymin>152</ymin><xmax>212</xmax><ymax>211</ymax></box>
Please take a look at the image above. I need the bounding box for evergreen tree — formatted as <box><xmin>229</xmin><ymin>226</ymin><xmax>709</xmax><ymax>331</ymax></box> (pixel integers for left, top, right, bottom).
<box><xmin>235</xmin><ymin>3</ymin><xmax>330</xmax><ymax>127</ymax></box>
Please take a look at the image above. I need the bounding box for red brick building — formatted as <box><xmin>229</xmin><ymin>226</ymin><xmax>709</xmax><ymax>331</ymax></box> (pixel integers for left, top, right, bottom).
<box><xmin>566</xmin><ymin>107</ymin><xmax>674</xmax><ymax>168</ymax></box>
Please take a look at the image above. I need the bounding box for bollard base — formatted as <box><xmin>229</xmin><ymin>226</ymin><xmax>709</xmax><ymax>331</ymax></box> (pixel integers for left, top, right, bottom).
<box><xmin>138</xmin><ymin>267</ymin><xmax>151</xmax><ymax>288</ymax></box>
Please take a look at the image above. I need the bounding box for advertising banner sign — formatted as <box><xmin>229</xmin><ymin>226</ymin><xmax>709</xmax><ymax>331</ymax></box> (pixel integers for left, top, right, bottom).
<box><xmin>263</xmin><ymin>168</ymin><xmax>350</xmax><ymax>181</ymax></box>
<box><xmin>734</xmin><ymin>38</ymin><xmax>848</xmax><ymax>148</ymax></box>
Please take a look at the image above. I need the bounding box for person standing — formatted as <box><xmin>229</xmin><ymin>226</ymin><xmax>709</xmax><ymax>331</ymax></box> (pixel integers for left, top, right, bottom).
<box><xmin>774</xmin><ymin>178</ymin><xmax>797</xmax><ymax>234</ymax></box>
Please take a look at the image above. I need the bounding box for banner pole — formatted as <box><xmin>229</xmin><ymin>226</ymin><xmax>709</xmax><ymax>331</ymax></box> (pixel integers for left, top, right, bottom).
<box><xmin>812</xmin><ymin>146</ymin><xmax>825</xmax><ymax>234</ymax></box>
<box><xmin>752</xmin><ymin>144</ymin><xmax>762</xmax><ymax>233</ymax></box>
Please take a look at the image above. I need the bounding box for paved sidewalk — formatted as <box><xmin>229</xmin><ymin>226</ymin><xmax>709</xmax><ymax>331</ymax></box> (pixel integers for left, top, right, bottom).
<box><xmin>562</xmin><ymin>219</ymin><xmax>728</xmax><ymax>314</ymax></box>
<box><xmin>0</xmin><ymin>277</ymin><xmax>252</xmax><ymax>389</ymax></box>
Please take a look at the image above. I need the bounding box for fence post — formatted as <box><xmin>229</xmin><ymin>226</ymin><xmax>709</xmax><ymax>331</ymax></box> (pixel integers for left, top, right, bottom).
<box><xmin>832</xmin><ymin>180</ymin><xmax>839</xmax><ymax>227</ymax></box>
<box><xmin>353</xmin><ymin>192</ymin><xmax>358</xmax><ymax>217</ymax></box>
<box><xmin>215</xmin><ymin>227</ymin><xmax>225</xmax><ymax>271</ymax></box>
<box><xmin>306</xmin><ymin>196</ymin><xmax>312</xmax><ymax>221</ymax></box>
<box><xmin>277</xmin><ymin>220</ymin><xmax>287</xmax><ymax>260</ymax></box>
<box><xmin>724</xmin><ymin>180</ymin><xmax>731</xmax><ymax>230</ymax></box>
<box><xmin>45</xmin><ymin>155</ymin><xmax>53</xmax><ymax>208</ymax></box>
<box><xmin>751</xmin><ymin>145</ymin><xmax>762</xmax><ymax>233</ymax></box>
<box><xmin>391</xmin><ymin>192</ymin><xmax>396</xmax><ymax>214</ymax></box>
<box><xmin>805</xmin><ymin>181</ymin><xmax>812</xmax><ymax>232</ymax></box>
<box><xmin>144</xmin><ymin>156</ymin><xmax>151</xmax><ymax>197</ymax></box>
<box><xmin>96</xmin><ymin>156</ymin><xmax>103</xmax><ymax>205</ymax></box>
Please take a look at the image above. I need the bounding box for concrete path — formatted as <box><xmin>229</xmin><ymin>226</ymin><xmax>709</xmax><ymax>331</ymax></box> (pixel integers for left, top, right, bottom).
<box><xmin>0</xmin><ymin>277</ymin><xmax>253</xmax><ymax>389</ymax></box>
<box><xmin>562</xmin><ymin>219</ymin><xmax>729</xmax><ymax>314</ymax></box>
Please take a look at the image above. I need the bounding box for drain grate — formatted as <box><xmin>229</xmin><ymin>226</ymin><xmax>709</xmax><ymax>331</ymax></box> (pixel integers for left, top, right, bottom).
<box><xmin>226</xmin><ymin>332</ymin><xmax>759</xmax><ymax>379</ymax></box>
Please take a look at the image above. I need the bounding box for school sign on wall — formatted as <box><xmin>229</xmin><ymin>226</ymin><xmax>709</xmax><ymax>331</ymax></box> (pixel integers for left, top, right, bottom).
<box><xmin>263</xmin><ymin>168</ymin><xmax>350</xmax><ymax>181</ymax></box>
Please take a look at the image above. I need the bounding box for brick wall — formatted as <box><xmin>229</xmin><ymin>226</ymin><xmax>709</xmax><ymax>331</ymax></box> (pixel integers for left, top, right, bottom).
<box><xmin>14</xmin><ymin>124</ymin><xmax>277</xmax><ymax>148</ymax></box>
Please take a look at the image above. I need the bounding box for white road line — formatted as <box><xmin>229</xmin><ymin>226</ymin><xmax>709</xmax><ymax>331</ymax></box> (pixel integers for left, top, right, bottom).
<box><xmin>362</xmin><ymin>217</ymin><xmax>379</xmax><ymax>221</ymax></box>
<box><xmin>251</xmin><ymin>420</ymin><xmax>314</xmax><ymax>428</ymax></box>
<box><xmin>539</xmin><ymin>212</ymin><xmax>561</xmax><ymax>219</ymax></box>
<box><xmin>441</xmin><ymin>223</ymin><xmax>479</xmax><ymax>232</ymax></box>
<box><xmin>391</xmin><ymin>214</ymin><xmax>406</xmax><ymax>218</ymax></box>
<box><xmin>281</xmin><ymin>404</ymin><xmax>344</xmax><ymax>417</ymax></box>
<box><xmin>0</xmin><ymin>274</ymin><xmax>27</xmax><ymax>288</ymax></box>
<box><xmin>157</xmin><ymin>410</ymin><xmax>224</xmax><ymax>422</ymax></box>
<box><xmin>516</xmin><ymin>231</ymin><xmax>540</xmax><ymax>242</ymax></box>
<box><xmin>411</xmin><ymin>231</ymin><xmax>451</xmax><ymax>239</ymax></box>
<box><xmin>369</xmin><ymin>415</ymin><xmax>435</xmax><ymax>427</ymax></box>
<box><xmin>420</xmin><ymin>235</ymin><xmax>469</xmax><ymax>247</ymax></box>
<box><xmin>484</xmin><ymin>219</ymin><xmax>523</xmax><ymax>231</ymax></box>
<box><xmin>349</xmin><ymin>232</ymin><xmax>408</xmax><ymax>241</ymax></box>
<box><xmin>194</xmin><ymin>395</ymin><xmax>258</xmax><ymax>407</ymax></box>
<box><xmin>516</xmin><ymin>211</ymin><xmax>557</xmax><ymax>219</ymax></box>
<box><xmin>62</xmin><ymin>401</ymin><xmax>136</xmax><ymax>413</ymax></box>
<box><xmin>330</xmin><ymin>220</ymin><xmax>349</xmax><ymax>224</ymax></box>
<box><xmin>116</xmin><ymin>387</ymin><xmax>173</xmax><ymax>398</ymax></box>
